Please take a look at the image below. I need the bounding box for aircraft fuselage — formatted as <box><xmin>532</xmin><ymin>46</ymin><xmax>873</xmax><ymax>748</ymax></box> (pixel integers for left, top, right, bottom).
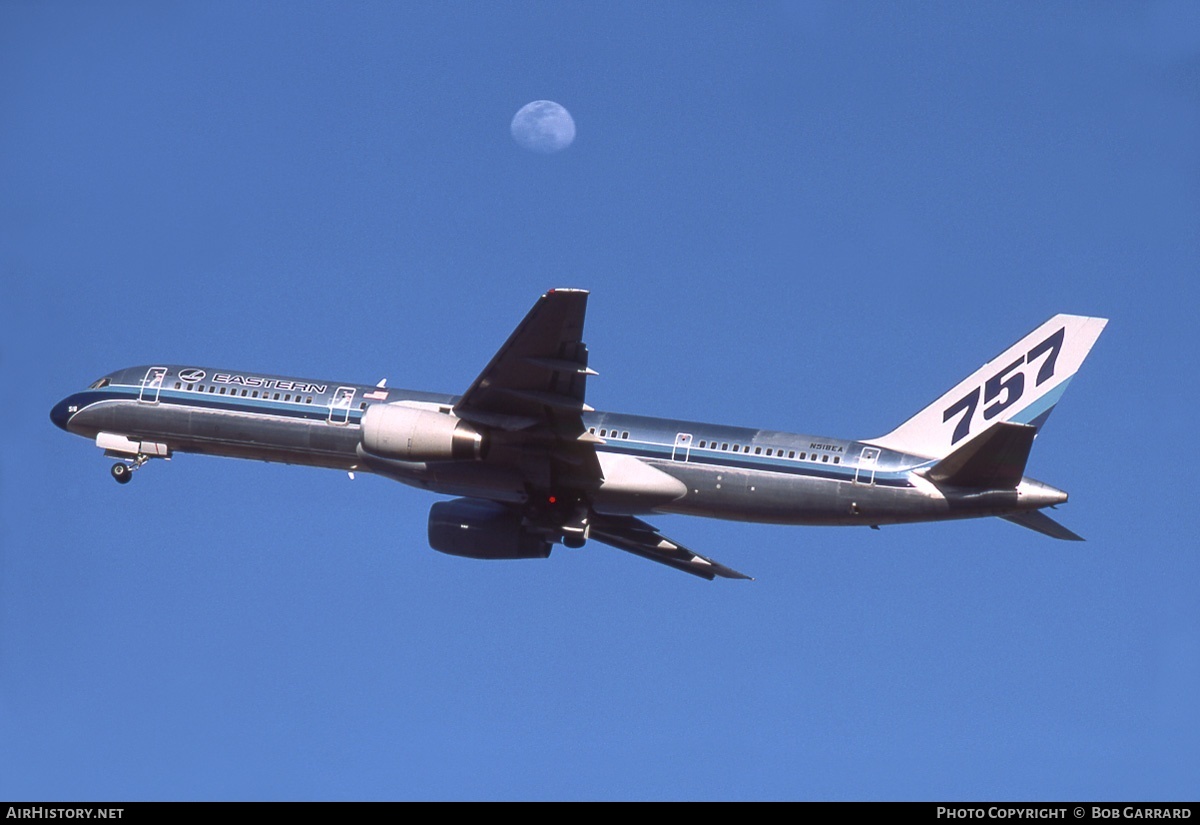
<box><xmin>51</xmin><ymin>363</ymin><xmax>1066</xmax><ymax>530</ymax></box>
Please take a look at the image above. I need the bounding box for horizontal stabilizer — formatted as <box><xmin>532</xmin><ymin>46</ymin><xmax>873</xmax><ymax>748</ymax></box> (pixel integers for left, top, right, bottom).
<box><xmin>590</xmin><ymin>515</ymin><xmax>752</xmax><ymax>581</ymax></box>
<box><xmin>1001</xmin><ymin>510</ymin><xmax>1084</xmax><ymax>541</ymax></box>
<box><xmin>924</xmin><ymin>422</ymin><xmax>1036</xmax><ymax>489</ymax></box>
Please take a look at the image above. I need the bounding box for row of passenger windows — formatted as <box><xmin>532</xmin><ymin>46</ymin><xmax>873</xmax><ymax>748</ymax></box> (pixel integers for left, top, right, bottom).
<box><xmin>694</xmin><ymin>439</ymin><xmax>841</xmax><ymax>463</ymax></box>
<box><xmin>591</xmin><ymin>423</ymin><xmax>844</xmax><ymax>464</ymax></box>
<box><xmin>172</xmin><ymin>382</ymin><xmax>369</xmax><ymax>410</ymax></box>
<box><xmin>588</xmin><ymin>427</ymin><xmax>630</xmax><ymax>439</ymax></box>
<box><xmin>175</xmin><ymin>381</ymin><xmax>315</xmax><ymax>403</ymax></box>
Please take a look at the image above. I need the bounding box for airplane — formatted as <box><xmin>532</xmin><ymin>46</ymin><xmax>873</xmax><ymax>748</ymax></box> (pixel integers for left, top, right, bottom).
<box><xmin>50</xmin><ymin>289</ymin><xmax>1107</xmax><ymax>580</ymax></box>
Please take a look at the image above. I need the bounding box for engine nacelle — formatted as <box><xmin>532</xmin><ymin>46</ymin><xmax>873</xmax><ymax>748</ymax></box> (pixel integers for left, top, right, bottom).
<box><xmin>428</xmin><ymin>498</ymin><xmax>552</xmax><ymax>560</ymax></box>
<box><xmin>361</xmin><ymin>404</ymin><xmax>485</xmax><ymax>462</ymax></box>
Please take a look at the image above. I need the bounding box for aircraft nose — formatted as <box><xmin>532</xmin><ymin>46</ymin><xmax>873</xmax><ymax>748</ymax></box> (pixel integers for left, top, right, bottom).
<box><xmin>50</xmin><ymin>397</ymin><xmax>74</xmax><ymax>431</ymax></box>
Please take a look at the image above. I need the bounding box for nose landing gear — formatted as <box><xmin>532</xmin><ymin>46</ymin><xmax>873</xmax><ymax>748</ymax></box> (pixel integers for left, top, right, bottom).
<box><xmin>97</xmin><ymin>434</ymin><xmax>170</xmax><ymax>485</ymax></box>
<box><xmin>109</xmin><ymin>453</ymin><xmax>151</xmax><ymax>485</ymax></box>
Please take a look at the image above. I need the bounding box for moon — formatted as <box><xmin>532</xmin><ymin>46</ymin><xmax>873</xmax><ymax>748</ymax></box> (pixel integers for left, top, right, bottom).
<box><xmin>511</xmin><ymin>101</ymin><xmax>576</xmax><ymax>153</ymax></box>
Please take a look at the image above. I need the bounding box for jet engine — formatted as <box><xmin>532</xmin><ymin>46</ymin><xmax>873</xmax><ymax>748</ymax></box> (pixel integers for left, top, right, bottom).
<box><xmin>428</xmin><ymin>498</ymin><xmax>552</xmax><ymax>560</ymax></box>
<box><xmin>360</xmin><ymin>404</ymin><xmax>486</xmax><ymax>462</ymax></box>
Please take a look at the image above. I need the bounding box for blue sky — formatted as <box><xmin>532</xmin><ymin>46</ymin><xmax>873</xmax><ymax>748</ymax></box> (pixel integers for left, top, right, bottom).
<box><xmin>3</xmin><ymin>1</ymin><xmax>1198</xmax><ymax>801</ymax></box>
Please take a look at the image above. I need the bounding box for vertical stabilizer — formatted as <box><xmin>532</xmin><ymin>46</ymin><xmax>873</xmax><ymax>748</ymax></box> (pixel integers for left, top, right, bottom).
<box><xmin>866</xmin><ymin>315</ymin><xmax>1107</xmax><ymax>459</ymax></box>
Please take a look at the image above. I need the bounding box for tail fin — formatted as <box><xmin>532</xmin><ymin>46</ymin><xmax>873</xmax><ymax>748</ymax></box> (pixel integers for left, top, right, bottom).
<box><xmin>866</xmin><ymin>314</ymin><xmax>1108</xmax><ymax>459</ymax></box>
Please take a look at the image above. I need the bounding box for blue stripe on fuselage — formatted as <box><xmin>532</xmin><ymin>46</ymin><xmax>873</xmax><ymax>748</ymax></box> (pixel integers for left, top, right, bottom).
<box><xmin>595</xmin><ymin>439</ymin><xmax>913</xmax><ymax>488</ymax></box>
<box><xmin>72</xmin><ymin>384</ymin><xmax>366</xmax><ymax>424</ymax></box>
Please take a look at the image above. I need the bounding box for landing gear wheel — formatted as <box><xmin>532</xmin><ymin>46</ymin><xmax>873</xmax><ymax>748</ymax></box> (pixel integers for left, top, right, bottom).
<box><xmin>111</xmin><ymin>463</ymin><xmax>132</xmax><ymax>484</ymax></box>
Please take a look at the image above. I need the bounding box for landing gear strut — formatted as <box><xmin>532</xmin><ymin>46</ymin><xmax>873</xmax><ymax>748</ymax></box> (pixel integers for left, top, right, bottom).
<box><xmin>528</xmin><ymin>491</ymin><xmax>592</xmax><ymax>548</ymax></box>
<box><xmin>110</xmin><ymin>454</ymin><xmax>151</xmax><ymax>485</ymax></box>
<box><xmin>560</xmin><ymin>503</ymin><xmax>592</xmax><ymax>548</ymax></box>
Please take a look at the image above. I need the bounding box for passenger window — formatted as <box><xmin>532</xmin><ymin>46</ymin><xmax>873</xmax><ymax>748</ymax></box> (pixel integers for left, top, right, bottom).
<box><xmin>799</xmin><ymin>452</ymin><xmax>806</xmax><ymax>460</ymax></box>
<box><xmin>754</xmin><ymin>447</ymin><xmax>762</xmax><ymax>455</ymax></box>
<box><xmin>208</xmin><ymin>386</ymin><xmax>216</xmax><ymax>393</ymax></box>
<box><xmin>821</xmin><ymin>455</ymin><xmax>828</xmax><ymax>463</ymax></box>
<box><xmin>273</xmin><ymin>393</ymin><xmax>280</xmax><ymax>400</ymax></box>
<box><xmin>589</xmin><ymin>428</ymin><xmax>595</xmax><ymax>434</ymax></box>
<box><xmin>306</xmin><ymin>397</ymin><xmax>312</xmax><ymax>403</ymax></box>
<box><xmin>242</xmin><ymin>389</ymin><xmax>248</xmax><ymax>397</ymax></box>
<box><xmin>788</xmin><ymin>450</ymin><xmax>795</xmax><ymax>459</ymax></box>
<box><xmin>252</xmin><ymin>391</ymin><xmax>259</xmax><ymax>398</ymax></box>
<box><xmin>699</xmin><ymin>440</ymin><xmax>706</xmax><ymax>448</ymax></box>
<box><xmin>360</xmin><ymin>402</ymin><xmax>367</xmax><ymax>410</ymax></box>
<box><xmin>622</xmin><ymin>432</ymin><xmax>629</xmax><ymax>439</ymax></box>
<box><xmin>173</xmin><ymin>382</ymin><xmax>181</xmax><ymax>389</ymax></box>
<box><xmin>219</xmin><ymin>387</ymin><xmax>226</xmax><ymax>394</ymax></box>
<box><xmin>186</xmin><ymin>384</ymin><xmax>194</xmax><ymax>391</ymax></box>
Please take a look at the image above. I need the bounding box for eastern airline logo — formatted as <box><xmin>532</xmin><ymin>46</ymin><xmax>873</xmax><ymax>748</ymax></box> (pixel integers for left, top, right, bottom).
<box><xmin>178</xmin><ymin>368</ymin><xmax>206</xmax><ymax>383</ymax></box>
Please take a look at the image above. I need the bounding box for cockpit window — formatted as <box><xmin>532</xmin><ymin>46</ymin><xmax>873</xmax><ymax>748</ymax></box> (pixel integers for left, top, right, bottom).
<box><xmin>88</xmin><ymin>378</ymin><xmax>111</xmax><ymax>390</ymax></box>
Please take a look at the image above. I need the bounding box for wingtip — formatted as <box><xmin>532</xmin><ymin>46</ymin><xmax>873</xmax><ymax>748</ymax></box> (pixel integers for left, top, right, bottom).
<box><xmin>713</xmin><ymin>565</ymin><xmax>754</xmax><ymax>581</ymax></box>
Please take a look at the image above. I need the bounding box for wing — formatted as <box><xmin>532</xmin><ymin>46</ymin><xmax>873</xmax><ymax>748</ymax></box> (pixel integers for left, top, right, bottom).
<box><xmin>454</xmin><ymin>288</ymin><xmax>596</xmax><ymax>434</ymax></box>
<box><xmin>433</xmin><ymin>291</ymin><xmax>750</xmax><ymax>581</ymax></box>
<box><xmin>589</xmin><ymin>515</ymin><xmax>752</xmax><ymax>581</ymax></box>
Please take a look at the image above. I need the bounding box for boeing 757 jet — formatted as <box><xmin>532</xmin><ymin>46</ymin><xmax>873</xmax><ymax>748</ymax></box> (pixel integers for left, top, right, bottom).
<box><xmin>51</xmin><ymin>290</ymin><xmax>1107</xmax><ymax>580</ymax></box>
